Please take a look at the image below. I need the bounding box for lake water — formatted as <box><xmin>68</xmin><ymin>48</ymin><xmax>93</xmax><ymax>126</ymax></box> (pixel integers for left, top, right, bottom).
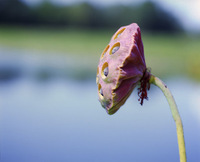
<box><xmin>1</xmin><ymin>47</ymin><xmax>200</xmax><ymax>162</ymax></box>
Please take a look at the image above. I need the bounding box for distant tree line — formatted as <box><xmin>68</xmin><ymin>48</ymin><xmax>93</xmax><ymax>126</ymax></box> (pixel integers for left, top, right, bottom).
<box><xmin>0</xmin><ymin>0</ymin><xmax>182</xmax><ymax>32</ymax></box>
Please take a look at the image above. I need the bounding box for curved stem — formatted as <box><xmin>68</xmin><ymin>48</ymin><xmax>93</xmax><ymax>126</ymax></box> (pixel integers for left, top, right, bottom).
<box><xmin>149</xmin><ymin>75</ymin><xmax>187</xmax><ymax>162</ymax></box>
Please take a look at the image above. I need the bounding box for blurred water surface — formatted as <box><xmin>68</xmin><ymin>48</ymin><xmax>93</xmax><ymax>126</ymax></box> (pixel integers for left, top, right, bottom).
<box><xmin>1</xmin><ymin>48</ymin><xmax>200</xmax><ymax>162</ymax></box>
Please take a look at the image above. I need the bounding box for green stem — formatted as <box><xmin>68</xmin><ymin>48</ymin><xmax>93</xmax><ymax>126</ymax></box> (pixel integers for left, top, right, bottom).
<box><xmin>149</xmin><ymin>75</ymin><xmax>187</xmax><ymax>162</ymax></box>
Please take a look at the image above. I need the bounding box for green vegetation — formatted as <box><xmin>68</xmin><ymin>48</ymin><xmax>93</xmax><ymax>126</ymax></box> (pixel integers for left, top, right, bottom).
<box><xmin>0</xmin><ymin>0</ymin><xmax>182</xmax><ymax>32</ymax></box>
<box><xmin>0</xmin><ymin>26</ymin><xmax>111</xmax><ymax>55</ymax></box>
<box><xmin>0</xmin><ymin>26</ymin><xmax>200</xmax><ymax>80</ymax></box>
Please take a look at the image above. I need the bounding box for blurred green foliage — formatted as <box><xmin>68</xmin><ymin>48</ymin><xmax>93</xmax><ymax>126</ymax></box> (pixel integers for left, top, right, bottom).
<box><xmin>0</xmin><ymin>26</ymin><xmax>200</xmax><ymax>80</ymax></box>
<box><xmin>0</xmin><ymin>0</ymin><xmax>182</xmax><ymax>32</ymax></box>
<box><xmin>1</xmin><ymin>0</ymin><xmax>200</xmax><ymax>81</ymax></box>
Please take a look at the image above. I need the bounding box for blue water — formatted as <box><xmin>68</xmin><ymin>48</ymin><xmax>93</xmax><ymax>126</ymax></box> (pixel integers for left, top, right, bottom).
<box><xmin>1</xmin><ymin>77</ymin><xmax>200</xmax><ymax>162</ymax></box>
<box><xmin>0</xmin><ymin>48</ymin><xmax>200</xmax><ymax>162</ymax></box>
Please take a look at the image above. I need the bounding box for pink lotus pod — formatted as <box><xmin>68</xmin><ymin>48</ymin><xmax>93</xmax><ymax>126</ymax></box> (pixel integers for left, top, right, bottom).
<box><xmin>96</xmin><ymin>23</ymin><xmax>150</xmax><ymax>115</ymax></box>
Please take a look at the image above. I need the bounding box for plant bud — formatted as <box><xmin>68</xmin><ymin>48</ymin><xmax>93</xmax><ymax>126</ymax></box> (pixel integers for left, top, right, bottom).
<box><xmin>96</xmin><ymin>23</ymin><xmax>150</xmax><ymax>115</ymax></box>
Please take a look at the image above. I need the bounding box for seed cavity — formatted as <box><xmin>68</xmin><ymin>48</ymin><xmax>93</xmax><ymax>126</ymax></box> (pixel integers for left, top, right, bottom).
<box><xmin>104</xmin><ymin>67</ymin><xmax>108</xmax><ymax>77</ymax></box>
<box><xmin>101</xmin><ymin>45</ymin><xmax>110</xmax><ymax>58</ymax></box>
<box><xmin>110</xmin><ymin>42</ymin><xmax>120</xmax><ymax>54</ymax></box>
<box><xmin>100</xmin><ymin>88</ymin><xmax>103</xmax><ymax>96</ymax></box>
<box><xmin>114</xmin><ymin>28</ymin><xmax>126</xmax><ymax>39</ymax></box>
<box><xmin>98</xmin><ymin>84</ymin><xmax>103</xmax><ymax>97</ymax></box>
<box><xmin>101</xmin><ymin>62</ymin><xmax>109</xmax><ymax>79</ymax></box>
<box><xmin>112</xmin><ymin>46</ymin><xmax>119</xmax><ymax>54</ymax></box>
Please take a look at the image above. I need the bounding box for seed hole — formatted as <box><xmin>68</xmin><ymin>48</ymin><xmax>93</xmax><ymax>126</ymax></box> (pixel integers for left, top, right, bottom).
<box><xmin>114</xmin><ymin>28</ymin><xmax>125</xmax><ymax>39</ymax></box>
<box><xmin>101</xmin><ymin>62</ymin><xmax>109</xmax><ymax>79</ymax></box>
<box><xmin>100</xmin><ymin>88</ymin><xmax>103</xmax><ymax>96</ymax></box>
<box><xmin>110</xmin><ymin>42</ymin><xmax>120</xmax><ymax>54</ymax></box>
<box><xmin>112</xmin><ymin>46</ymin><xmax>119</xmax><ymax>54</ymax></box>
<box><xmin>101</xmin><ymin>45</ymin><xmax>110</xmax><ymax>58</ymax></box>
<box><xmin>104</xmin><ymin>67</ymin><xmax>108</xmax><ymax>77</ymax></box>
<box><xmin>98</xmin><ymin>84</ymin><xmax>103</xmax><ymax>97</ymax></box>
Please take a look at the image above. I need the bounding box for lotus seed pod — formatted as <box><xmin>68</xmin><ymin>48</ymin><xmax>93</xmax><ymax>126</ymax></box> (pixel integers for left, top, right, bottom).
<box><xmin>96</xmin><ymin>23</ymin><xmax>150</xmax><ymax>115</ymax></box>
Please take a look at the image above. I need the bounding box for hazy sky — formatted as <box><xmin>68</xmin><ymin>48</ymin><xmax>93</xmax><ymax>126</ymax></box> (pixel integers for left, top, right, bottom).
<box><xmin>21</xmin><ymin>0</ymin><xmax>200</xmax><ymax>32</ymax></box>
